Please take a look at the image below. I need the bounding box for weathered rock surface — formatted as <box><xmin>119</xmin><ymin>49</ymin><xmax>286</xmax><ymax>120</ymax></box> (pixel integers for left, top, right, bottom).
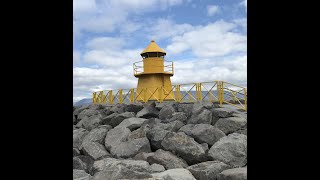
<box><xmin>136</xmin><ymin>102</ymin><xmax>159</xmax><ymax>118</ymax></box>
<box><xmin>103</xmin><ymin>112</ymin><xmax>135</xmax><ymax>127</ymax></box>
<box><xmin>80</xmin><ymin>141</ymin><xmax>110</xmax><ymax>160</ymax></box>
<box><xmin>73</xmin><ymin>128</ymin><xmax>89</xmax><ymax>149</ymax></box>
<box><xmin>151</xmin><ymin>163</ymin><xmax>166</xmax><ymax>172</ymax></box>
<box><xmin>179</xmin><ymin>124</ymin><xmax>226</xmax><ymax>146</ymax></box>
<box><xmin>215</xmin><ymin>117</ymin><xmax>247</xmax><ymax>135</ymax></box>
<box><xmin>177</xmin><ymin>103</ymin><xmax>194</xmax><ymax>118</ymax></box>
<box><xmin>133</xmin><ymin>152</ymin><xmax>155</xmax><ymax>161</ymax></box>
<box><xmin>218</xmin><ymin>167</ymin><xmax>247</xmax><ymax>180</ymax></box>
<box><xmin>73</xmin><ymin>155</ymin><xmax>94</xmax><ymax>174</ymax></box>
<box><xmin>147</xmin><ymin>128</ymin><xmax>170</xmax><ymax>150</ymax></box>
<box><xmin>212</xmin><ymin>108</ymin><xmax>234</xmax><ymax>125</ymax></box>
<box><xmin>165</xmin><ymin>112</ymin><xmax>188</xmax><ymax>123</ymax></box>
<box><xmin>159</xmin><ymin>103</ymin><xmax>177</xmax><ymax>120</ymax></box>
<box><xmin>73</xmin><ymin>169</ymin><xmax>92</xmax><ymax>180</ymax></box>
<box><xmin>124</xmin><ymin>103</ymin><xmax>144</xmax><ymax>113</ymax></box>
<box><xmin>82</xmin><ymin>127</ymin><xmax>109</xmax><ymax>144</ymax></box>
<box><xmin>208</xmin><ymin>133</ymin><xmax>247</xmax><ymax>167</ymax></box>
<box><xmin>188</xmin><ymin>102</ymin><xmax>213</xmax><ymax>124</ymax></box>
<box><xmin>76</xmin><ymin>114</ymin><xmax>104</xmax><ymax>130</ymax></box>
<box><xmin>161</xmin><ymin>132</ymin><xmax>207</xmax><ymax>165</ymax></box>
<box><xmin>128</xmin><ymin>124</ymin><xmax>151</xmax><ymax>140</ymax></box>
<box><xmin>108</xmin><ymin>104</ymin><xmax>126</xmax><ymax>114</ymax></box>
<box><xmin>115</xmin><ymin>117</ymin><xmax>148</xmax><ymax>131</ymax></box>
<box><xmin>147</xmin><ymin>149</ymin><xmax>188</xmax><ymax>169</ymax></box>
<box><xmin>152</xmin><ymin>168</ymin><xmax>196</xmax><ymax>180</ymax></box>
<box><xmin>187</xmin><ymin>161</ymin><xmax>231</xmax><ymax>180</ymax></box>
<box><xmin>73</xmin><ymin>148</ymin><xmax>80</xmax><ymax>157</ymax></box>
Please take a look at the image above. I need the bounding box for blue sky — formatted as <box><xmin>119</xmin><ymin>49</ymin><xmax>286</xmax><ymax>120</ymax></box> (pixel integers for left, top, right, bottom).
<box><xmin>73</xmin><ymin>0</ymin><xmax>247</xmax><ymax>102</ymax></box>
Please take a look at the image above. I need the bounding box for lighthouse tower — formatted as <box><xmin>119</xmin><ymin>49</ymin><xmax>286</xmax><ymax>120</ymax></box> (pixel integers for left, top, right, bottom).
<box><xmin>133</xmin><ymin>40</ymin><xmax>174</xmax><ymax>101</ymax></box>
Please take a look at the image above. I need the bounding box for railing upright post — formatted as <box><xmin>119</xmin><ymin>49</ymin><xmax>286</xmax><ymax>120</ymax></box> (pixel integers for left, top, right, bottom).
<box><xmin>158</xmin><ymin>86</ymin><xmax>163</xmax><ymax>103</ymax></box>
<box><xmin>130</xmin><ymin>89</ymin><xmax>135</xmax><ymax>103</ymax></box>
<box><xmin>119</xmin><ymin>89</ymin><xmax>123</xmax><ymax>104</ymax></box>
<box><xmin>109</xmin><ymin>90</ymin><xmax>113</xmax><ymax>105</ymax></box>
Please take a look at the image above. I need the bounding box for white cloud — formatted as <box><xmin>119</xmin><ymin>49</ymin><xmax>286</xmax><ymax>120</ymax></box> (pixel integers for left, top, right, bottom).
<box><xmin>166</xmin><ymin>20</ymin><xmax>247</xmax><ymax>58</ymax></box>
<box><xmin>73</xmin><ymin>50</ymin><xmax>81</xmax><ymax>64</ymax></box>
<box><xmin>207</xmin><ymin>5</ymin><xmax>220</xmax><ymax>16</ymax></box>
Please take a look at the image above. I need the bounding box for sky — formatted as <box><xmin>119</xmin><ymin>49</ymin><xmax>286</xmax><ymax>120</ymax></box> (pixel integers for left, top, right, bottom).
<box><xmin>73</xmin><ymin>0</ymin><xmax>247</xmax><ymax>103</ymax></box>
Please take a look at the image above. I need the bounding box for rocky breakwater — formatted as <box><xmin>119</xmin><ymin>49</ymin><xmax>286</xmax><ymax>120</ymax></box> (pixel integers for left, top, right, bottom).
<box><xmin>73</xmin><ymin>102</ymin><xmax>247</xmax><ymax>180</ymax></box>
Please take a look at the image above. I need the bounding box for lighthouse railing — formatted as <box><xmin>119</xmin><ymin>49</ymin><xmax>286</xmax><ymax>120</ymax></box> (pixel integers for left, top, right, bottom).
<box><xmin>133</xmin><ymin>60</ymin><xmax>174</xmax><ymax>75</ymax></box>
<box><xmin>92</xmin><ymin>81</ymin><xmax>247</xmax><ymax>111</ymax></box>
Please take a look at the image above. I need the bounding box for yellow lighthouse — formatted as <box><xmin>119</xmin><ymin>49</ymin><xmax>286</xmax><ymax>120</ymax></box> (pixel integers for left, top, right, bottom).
<box><xmin>133</xmin><ymin>40</ymin><xmax>175</xmax><ymax>101</ymax></box>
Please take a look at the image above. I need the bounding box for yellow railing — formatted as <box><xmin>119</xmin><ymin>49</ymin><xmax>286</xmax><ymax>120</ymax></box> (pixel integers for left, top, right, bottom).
<box><xmin>133</xmin><ymin>60</ymin><xmax>174</xmax><ymax>75</ymax></box>
<box><xmin>92</xmin><ymin>81</ymin><xmax>247</xmax><ymax>111</ymax></box>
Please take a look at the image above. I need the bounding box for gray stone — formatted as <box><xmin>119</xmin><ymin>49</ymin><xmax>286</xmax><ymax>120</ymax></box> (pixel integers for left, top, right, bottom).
<box><xmin>146</xmin><ymin>128</ymin><xmax>171</xmax><ymax>150</ymax></box>
<box><xmin>166</xmin><ymin>112</ymin><xmax>188</xmax><ymax>123</ymax></box>
<box><xmin>109</xmin><ymin>104</ymin><xmax>126</xmax><ymax>114</ymax></box>
<box><xmin>92</xmin><ymin>164</ymin><xmax>152</xmax><ymax>180</ymax></box>
<box><xmin>73</xmin><ymin>148</ymin><xmax>80</xmax><ymax>157</ymax></box>
<box><xmin>101</xmin><ymin>113</ymin><xmax>118</xmax><ymax>125</ymax></box>
<box><xmin>73</xmin><ymin>128</ymin><xmax>89</xmax><ymax>149</ymax></box>
<box><xmin>73</xmin><ymin>115</ymin><xmax>77</xmax><ymax>124</ymax></box>
<box><xmin>177</xmin><ymin>103</ymin><xmax>194</xmax><ymax>118</ymax></box>
<box><xmin>188</xmin><ymin>102</ymin><xmax>213</xmax><ymax>124</ymax></box>
<box><xmin>73</xmin><ymin>169</ymin><xmax>91</xmax><ymax>180</ymax></box>
<box><xmin>77</xmin><ymin>109</ymin><xmax>100</xmax><ymax>121</ymax></box>
<box><xmin>147</xmin><ymin>149</ymin><xmax>188</xmax><ymax>169</ymax></box>
<box><xmin>80</xmin><ymin>141</ymin><xmax>110</xmax><ymax>160</ymax></box>
<box><xmin>76</xmin><ymin>114</ymin><xmax>104</xmax><ymax>130</ymax></box>
<box><xmin>73</xmin><ymin>105</ymin><xmax>90</xmax><ymax>116</ymax></box>
<box><xmin>218</xmin><ymin>167</ymin><xmax>247</xmax><ymax>180</ymax></box>
<box><xmin>187</xmin><ymin>161</ymin><xmax>231</xmax><ymax>180</ymax></box>
<box><xmin>73</xmin><ymin>156</ymin><xmax>87</xmax><ymax>171</ymax></box>
<box><xmin>161</xmin><ymin>132</ymin><xmax>207</xmax><ymax>165</ymax></box>
<box><xmin>152</xmin><ymin>168</ymin><xmax>196</xmax><ymax>180</ymax></box>
<box><xmin>133</xmin><ymin>152</ymin><xmax>155</xmax><ymax>161</ymax></box>
<box><xmin>155</xmin><ymin>120</ymin><xmax>185</xmax><ymax>132</ymax></box>
<box><xmin>104</xmin><ymin>127</ymin><xmax>131</xmax><ymax>150</ymax></box>
<box><xmin>125</xmin><ymin>103</ymin><xmax>144</xmax><ymax>113</ymax></box>
<box><xmin>150</xmin><ymin>163</ymin><xmax>165</xmax><ymax>172</ymax></box>
<box><xmin>179</xmin><ymin>124</ymin><xmax>226</xmax><ymax>146</ymax></box>
<box><xmin>104</xmin><ymin>112</ymin><xmax>135</xmax><ymax>127</ymax></box>
<box><xmin>208</xmin><ymin>133</ymin><xmax>247</xmax><ymax>168</ymax></box>
<box><xmin>201</xmin><ymin>143</ymin><xmax>209</xmax><ymax>153</ymax></box>
<box><xmin>212</xmin><ymin>108</ymin><xmax>234</xmax><ymax>125</ymax></box>
<box><xmin>83</xmin><ymin>127</ymin><xmax>109</xmax><ymax>144</ymax></box>
<box><xmin>235</xmin><ymin>124</ymin><xmax>247</xmax><ymax>135</ymax></box>
<box><xmin>215</xmin><ymin>117</ymin><xmax>247</xmax><ymax>135</ymax></box>
<box><xmin>136</xmin><ymin>102</ymin><xmax>159</xmax><ymax>118</ymax></box>
<box><xmin>115</xmin><ymin>117</ymin><xmax>148</xmax><ymax>131</ymax></box>
<box><xmin>159</xmin><ymin>103</ymin><xmax>177</xmax><ymax>120</ymax></box>
<box><xmin>128</xmin><ymin>124</ymin><xmax>151</xmax><ymax>141</ymax></box>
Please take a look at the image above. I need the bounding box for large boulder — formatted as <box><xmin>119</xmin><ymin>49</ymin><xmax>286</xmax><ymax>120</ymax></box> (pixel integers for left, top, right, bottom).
<box><xmin>73</xmin><ymin>148</ymin><xmax>80</xmax><ymax>157</ymax></box>
<box><xmin>147</xmin><ymin>149</ymin><xmax>188</xmax><ymax>169</ymax></box>
<box><xmin>73</xmin><ymin>128</ymin><xmax>89</xmax><ymax>149</ymax></box>
<box><xmin>188</xmin><ymin>102</ymin><xmax>213</xmax><ymax>124</ymax></box>
<box><xmin>108</xmin><ymin>104</ymin><xmax>126</xmax><ymax>114</ymax></box>
<box><xmin>115</xmin><ymin>117</ymin><xmax>148</xmax><ymax>131</ymax></box>
<box><xmin>177</xmin><ymin>103</ymin><xmax>194</xmax><ymax>118</ymax></box>
<box><xmin>133</xmin><ymin>152</ymin><xmax>155</xmax><ymax>161</ymax></box>
<box><xmin>80</xmin><ymin>141</ymin><xmax>110</xmax><ymax>160</ymax></box>
<box><xmin>73</xmin><ymin>155</ymin><xmax>94</xmax><ymax>174</ymax></box>
<box><xmin>208</xmin><ymin>133</ymin><xmax>247</xmax><ymax>168</ymax></box>
<box><xmin>146</xmin><ymin>128</ymin><xmax>171</xmax><ymax>150</ymax></box>
<box><xmin>92</xmin><ymin>164</ymin><xmax>152</xmax><ymax>180</ymax></box>
<box><xmin>235</xmin><ymin>123</ymin><xmax>247</xmax><ymax>135</ymax></box>
<box><xmin>161</xmin><ymin>132</ymin><xmax>207</xmax><ymax>165</ymax></box>
<box><xmin>104</xmin><ymin>127</ymin><xmax>151</xmax><ymax>158</ymax></box>
<box><xmin>152</xmin><ymin>168</ymin><xmax>196</xmax><ymax>180</ymax></box>
<box><xmin>179</xmin><ymin>124</ymin><xmax>226</xmax><ymax>146</ymax></box>
<box><xmin>73</xmin><ymin>105</ymin><xmax>90</xmax><ymax>117</ymax></box>
<box><xmin>215</xmin><ymin>117</ymin><xmax>247</xmax><ymax>135</ymax></box>
<box><xmin>151</xmin><ymin>163</ymin><xmax>165</xmax><ymax>172</ymax></box>
<box><xmin>128</xmin><ymin>124</ymin><xmax>151</xmax><ymax>140</ymax></box>
<box><xmin>102</xmin><ymin>112</ymin><xmax>135</xmax><ymax>127</ymax></box>
<box><xmin>165</xmin><ymin>112</ymin><xmax>188</xmax><ymax>123</ymax></box>
<box><xmin>125</xmin><ymin>103</ymin><xmax>144</xmax><ymax>113</ymax></box>
<box><xmin>77</xmin><ymin>109</ymin><xmax>100</xmax><ymax>122</ymax></box>
<box><xmin>82</xmin><ymin>127</ymin><xmax>109</xmax><ymax>144</ymax></box>
<box><xmin>187</xmin><ymin>161</ymin><xmax>231</xmax><ymax>180</ymax></box>
<box><xmin>76</xmin><ymin>114</ymin><xmax>104</xmax><ymax>130</ymax></box>
<box><xmin>73</xmin><ymin>169</ymin><xmax>91</xmax><ymax>180</ymax></box>
<box><xmin>159</xmin><ymin>103</ymin><xmax>178</xmax><ymax>120</ymax></box>
<box><xmin>212</xmin><ymin>108</ymin><xmax>234</xmax><ymax>125</ymax></box>
<box><xmin>218</xmin><ymin>167</ymin><xmax>247</xmax><ymax>180</ymax></box>
<box><xmin>136</xmin><ymin>102</ymin><xmax>159</xmax><ymax>118</ymax></box>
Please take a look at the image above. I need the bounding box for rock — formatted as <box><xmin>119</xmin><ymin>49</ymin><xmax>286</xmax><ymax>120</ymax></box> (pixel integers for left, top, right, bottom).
<box><xmin>151</xmin><ymin>163</ymin><xmax>165</xmax><ymax>172</ymax></box>
<box><xmin>201</xmin><ymin>143</ymin><xmax>209</xmax><ymax>153</ymax></box>
<box><xmin>188</xmin><ymin>102</ymin><xmax>213</xmax><ymax>124</ymax></box>
<box><xmin>133</xmin><ymin>152</ymin><xmax>155</xmax><ymax>161</ymax></box>
<box><xmin>115</xmin><ymin>117</ymin><xmax>148</xmax><ymax>131</ymax></box>
<box><xmin>73</xmin><ymin>148</ymin><xmax>80</xmax><ymax>156</ymax></box>
<box><xmin>109</xmin><ymin>137</ymin><xmax>151</xmax><ymax>158</ymax></box>
<box><xmin>128</xmin><ymin>124</ymin><xmax>151</xmax><ymax>140</ymax></box>
<box><xmin>73</xmin><ymin>105</ymin><xmax>90</xmax><ymax>116</ymax></box>
<box><xmin>97</xmin><ymin>125</ymin><xmax>113</xmax><ymax>131</ymax></box>
<box><xmin>82</xmin><ymin>127</ymin><xmax>109</xmax><ymax>144</ymax></box>
<box><xmin>208</xmin><ymin>133</ymin><xmax>247</xmax><ymax>168</ymax></box>
<box><xmin>92</xmin><ymin>164</ymin><xmax>152</xmax><ymax>180</ymax></box>
<box><xmin>136</xmin><ymin>102</ymin><xmax>159</xmax><ymax>118</ymax></box>
<box><xmin>125</xmin><ymin>103</ymin><xmax>144</xmax><ymax>113</ymax></box>
<box><xmin>76</xmin><ymin>114</ymin><xmax>104</xmax><ymax>130</ymax></box>
<box><xmin>103</xmin><ymin>112</ymin><xmax>135</xmax><ymax>127</ymax></box>
<box><xmin>154</xmin><ymin>120</ymin><xmax>185</xmax><ymax>132</ymax></box>
<box><xmin>235</xmin><ymin>124</ymin><xmax>247</xmax><ymax>135</ymax></box>
<box><xmin>109</xmin><ymin>104</ymin><xmax>126</xmax><ymax>114</ymax></box>
<box><xmin>77</xmin><ymin>109</ymin><xmax>100</xmax><ymax>121</ymax></box>
<box><xmin>218</xmin><ymin>167</ymin><xmax>247</xmax><ymax>180</ymax></box>
<box><xmin>146</xmin><ymin>128</ymin><xmax>171</xmax><ymax>150</ymax></box>
<box><xmin>105</xmin><ymin>127</ymin><xmax>151</xmax><ymax>158</ymax></box>
<box><xmin>73</xmin><ymin>128</ymin><xmax>89</xmax><ymax>149</ymax></box>
<box><xmin>73</xmin><ymin>115</ymin><xmax>77</xmax><ymax>124</ymax></box>
<box><xmin>73</xmin><ymin>155</ymin><xmax>94</xmax><ymax>174</ymax></box>
<box><xmin>80</xmin><ymin>141</ymin><xmax>110</xmax><ymax>160</ymax></box>
<box><xmin>177</xmin><ymin>103</ymin><xmax>194</xmax><ymax>118</ymax></box>
<box><xmin>73</xmin><ymin>169</ymin><xmax>91</xmax><ymax>180</ymax></box>
<box><xmin>232</xmin><ymin>113</ymin><xmax>247</xmax><ymax>120</ymax></box>
<box><xmin>161</xmin><ymin>132</ymin><xmax>207</xmax><ymax>165</ymax></box>
<box><xmin>166</xmin><ymin>112</ymin><xmax>188</xmax><ymax>123</ymax></box>
<box><xmin>179</xmin><ymin>124</ymin><xmax>226</xmax><ymax>146</ymax></box>
<box><xmin>212</xmin><ymin>108</ymin><xmax>234</xmax><ymax>125</ymax></box>
<box><xmin>159</xmin><ymin>103</ymin><xmax>177</xmax><ymax>120</ymax></box>
<box><xmin>101</xmin><ymin>113</ymin><xmax>118</xmax><ymax>124</ymax></box>
<box><xmin>215</xmin><ymin>117</ymin><xmax>247</xmax><ymax>135</ymax></box>
<box><xmin>147</xmin><ymin>149</ymin><xmax>188</xmax><ymax>169</ymax></box>
<box><xmin>187</xmin><ymin>161</ymin><xmax>231</xmax><ymax>180</ymax></box>
<box><xmin>152</xmin><ymin>168</ymin><xmax>196</xmax><ymax>180</ymax></box>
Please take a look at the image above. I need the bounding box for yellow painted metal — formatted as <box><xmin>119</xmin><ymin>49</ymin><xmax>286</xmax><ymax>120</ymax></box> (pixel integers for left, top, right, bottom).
<box><xmin>175</xmin><ymin>85</ymin><xmax>181</xmax><ymax>102</ymax></box>
<box><xmin>130</xmin><ymin>88</ymin><xmax>134</xmax><ymax>103</ymax></box>
<box><xmin>92</xmin><ymin>92</ymin><xmax>97</xmax><ymax>104</ymax></box>
<box><xmin>119</xmin><ymin>89</ymin><xmax>123</xmax><ymax>104</ymax></box>
<box><xmin>109</xmin><ymin>90</ymin><xmax>113</xmax><ymax>104</ymax></box>
<box><xmin>140</xmin><ymin>40</ymin><xmax>166</xmax><ymax>54</ymax></box>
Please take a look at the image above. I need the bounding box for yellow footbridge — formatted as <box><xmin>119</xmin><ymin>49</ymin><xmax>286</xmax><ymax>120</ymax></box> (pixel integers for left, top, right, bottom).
<box><xmin>92</xmin><ymin>81</ymin><xmax>247</xmax><ymax>111</ymax></box>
